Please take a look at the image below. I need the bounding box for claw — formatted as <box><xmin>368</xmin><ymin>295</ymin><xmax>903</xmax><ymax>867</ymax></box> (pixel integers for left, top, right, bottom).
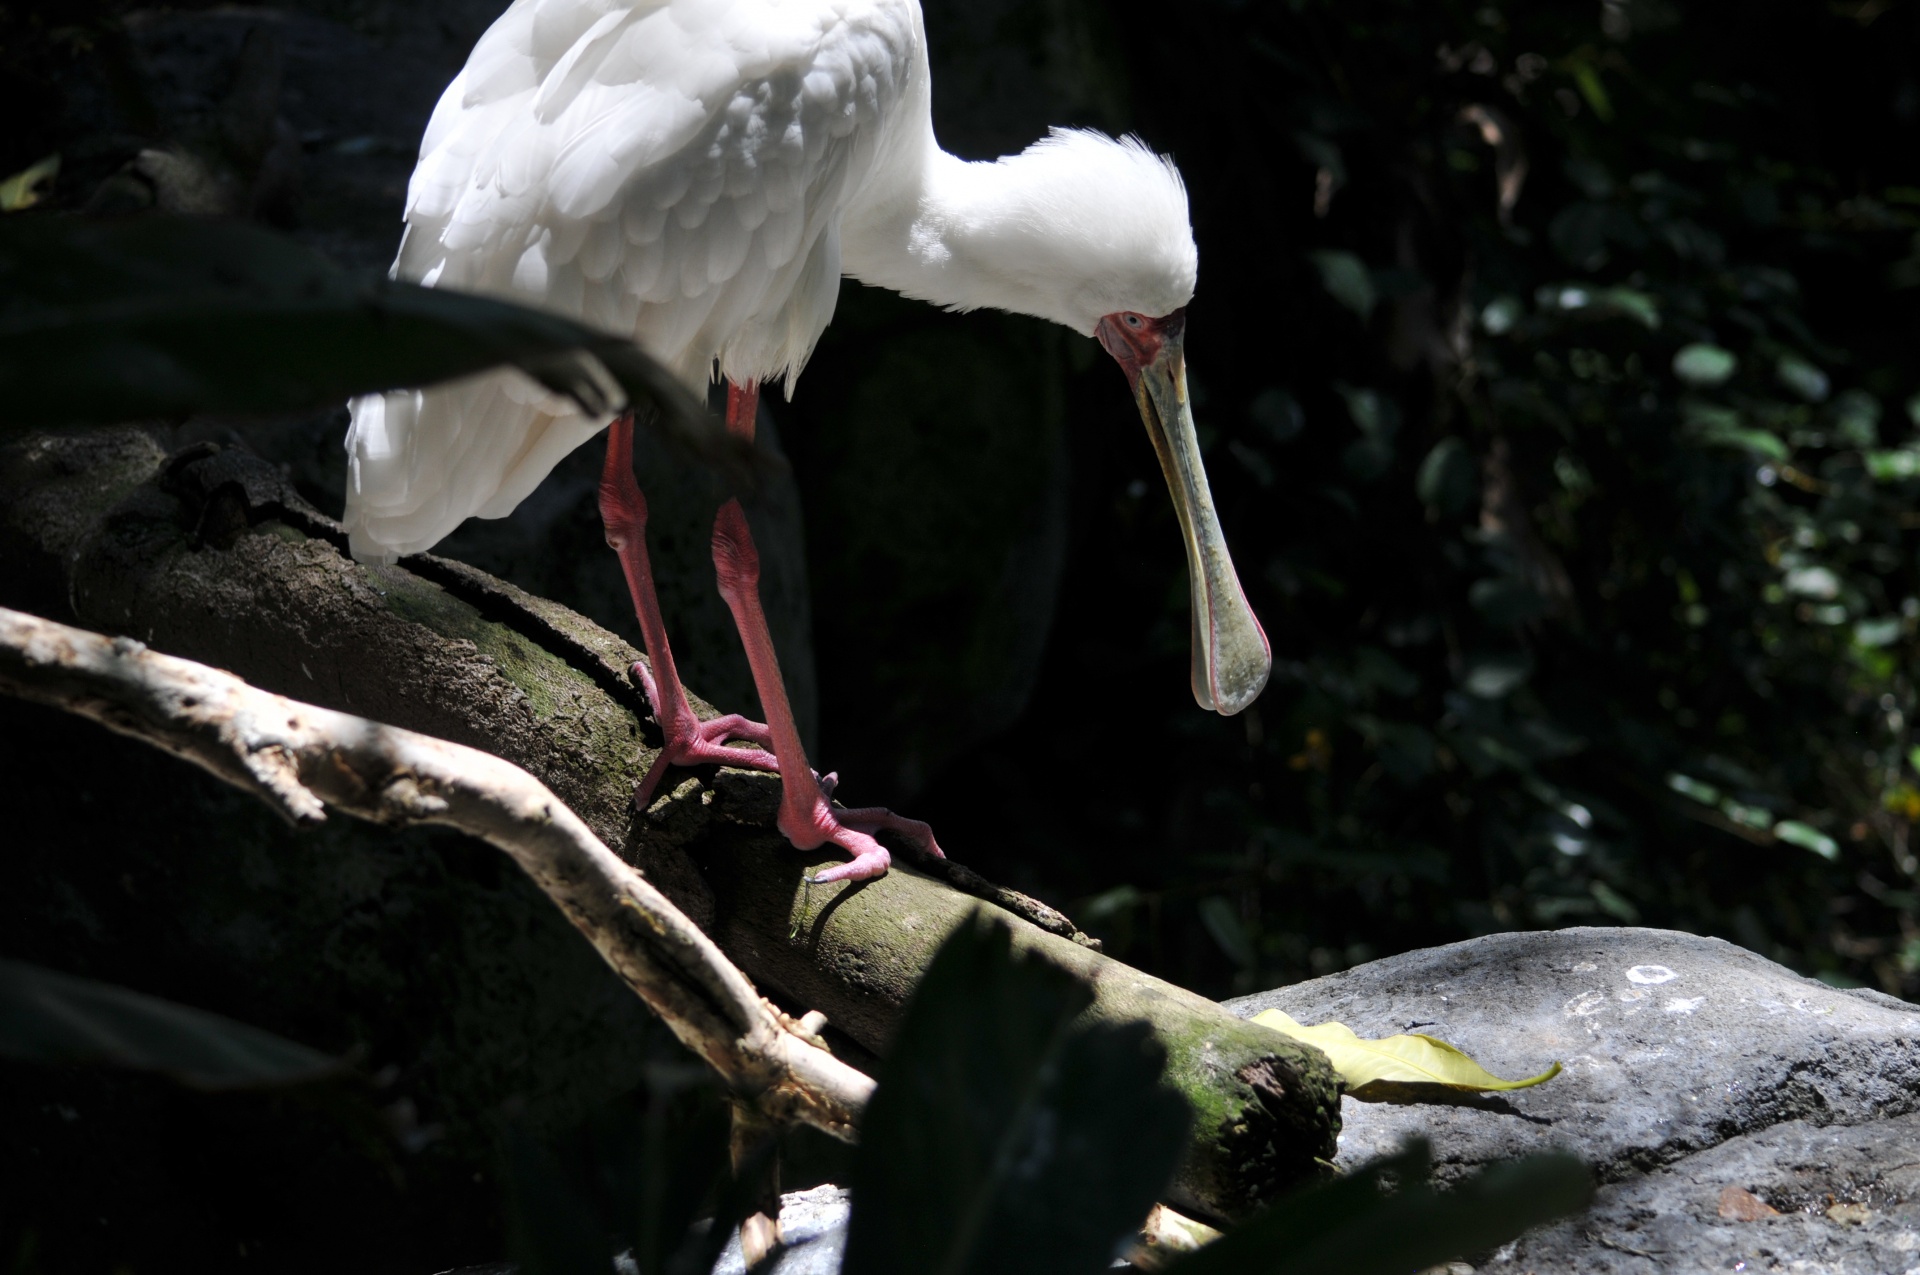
<box><xmin>630</xmin><ymin>658</ymin><xmax>658</xmax><ymax>704</ymax></box>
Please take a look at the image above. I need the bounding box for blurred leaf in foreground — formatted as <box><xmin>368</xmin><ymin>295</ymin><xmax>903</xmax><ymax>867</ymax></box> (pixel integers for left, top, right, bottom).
<box><xmin>1165</xmin><ymin>1139</ymin><xmax>1589</xmax><ymax>1275</ymax></box>
<box><xmin>503</xmin><ymin>1071</ymin><xmax>736</xmax><ymax>1275</ymax></box>
<box><xmin>0</xmin><ymin>956</ymin><xmax>338</xmax><ymax>1090</ymax></box>
<box><xmin>844</xmin><ymin>914</ymin><xmax>1190</xmax><ymax>1275</ymax></box>
<box><xmin>0</xmin><ymin>215</ymin><xmax>753</xmax><ymax>488</ymax></box>
<box><xmin>1250</xmin><ymin>1009</ymin><xmax>1561</xmax><ymax>1099</ymax></box>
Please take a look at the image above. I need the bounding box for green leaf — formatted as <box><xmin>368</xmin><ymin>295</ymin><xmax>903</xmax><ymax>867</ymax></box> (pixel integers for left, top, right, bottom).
<box><xmin>1199</xmin><ymin>896</ymin><xmax>1256</xmax><ymax>969</ymax></box>
<box><xmin>1854</xmin><ymin>616</ymin><xmax>1902</xmax><ymax>648</ymax></box>
<box><xmin>1310</xmin><ymin>250</ymin><xmax>1377</xmax><ymax>320</ymax></box>
<box><xmin>1865</xmin><ymin>449</ymin><xmax>1920</xmax><ymax>480</ymax></box>
<box><xmin>1672</xmin><ymin>343</ymin><xmax>1737</xmax><ymax>386</ymax></box>
<box><xmin>1595</xmin><ymin>286</ymin><xmax>1661</xmax><ymax>329</ymax></box>
<box><xmin>1544</xmin><ymin>284</ymin><xmax>1660</xmax><ymax>329</ymax></box>
<box><xmin>1772</xmin><ymin>820</ymin><xmax>1840</xmax><ymax>861</ymax></box>
<box><xmin>1783</xmin><ymin>566</ymin><xmax>1840</xmax><ymax>600</ymax></box>
<box><xmin>0</xmin><ymin>957</ymin><xmax>338</xmax><ymax>1090</ymax></box>
<box><xmin>1164</xmin><ymin>1140</ymin><xmax>1591</xmax><ymax>1275</ymax></box>
<box><xmin>1667</xmin><ymin>772</ymin><xmax>1722</xmax><ymax>804</ymax></box>
<box><xmin>1250</xmin><ymin>1010</ymin><xmax>1561</xmax><ymax>1099</ymax></box>
<box><xmin>1569</xmin><ymin>62</ymin><xmax>1614</xmax><ymax>121</ymax></box>
<box><xmin>1830</xmin><ymin>390</ymin><xmax>1882</xmax><ymax>447</ymax></box>
<box><xmin>1775</xmin><ymin>356</ymin><xmax>1830</xmax><ymax>403</ymax></box>
<box><xmin>1469</xmin><ymin>576</ymin><xmax>1549</xmax><ymax>627</ymax></box>
<box><xmin>1708</xmin><ymin>426</ymin><xmax>1790</xmax><ymax>461</ymax></box>
<box><xmin>1589</xmin><ymin>879</ymin><xmax>1642</xmax><ymax>924</ymax></box>
<box><xmin>0</xmin><ymin>155</ymin><xmax>59</xmax><ymax>212</ymax></box>
<box><xmin>844</xmin><ymin>914</ymin><xmax>1190</xmax><ymax>1275</ymax></box>
<box><xmin>1462</xmin><ymin>654</ymin><xmax>1531</xmax><ymax>698</ymax></box>
<box><xmin>0</xmin><ymin>216</ymin><xmax>749</xmax><ymax>486</ymax></box>
<box><xmin>1681</xmin><ymin>403</ymin><xmax>1792</xmax><ymax>465</ymax></box>
<box><xmin>1415</xmin><ymin>437</ymin><xmax>1478</xmax><ymax>515</ymax></box>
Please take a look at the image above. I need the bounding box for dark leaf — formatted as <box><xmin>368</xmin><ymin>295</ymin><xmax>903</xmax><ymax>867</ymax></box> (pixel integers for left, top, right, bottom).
<box><xmin>641</xmin><ymin>1102</ymin><xmax>735</xmax><ymax>1275</ymax></box>
<box><xmin>843</xmin><ymin>914</ymin><xmax>1190</xmax><ymax>1275</ymax></box>
<box><xmin>0</xmin><ymin>957</ymin><xmax>339</xmax><ymax>1089</ymax></box>
<box><xmin>501</xmin><ymin>1078</ymin><xmax>735</xmax><ymax>1275</ymax></box>
<box><xmin>1468</xmin><ymin>577</ymin><xmax>1550</xmax><ymax>628</ymax></box>
<box><xmin>1166</xmin><ymin>1139</ymin><xmax>1591</xmax><ymax>1275</ymax></box>
<box><xmin>0</xmin><ymin>215</ymin><xmax>754</xmax><ymax>489</ymax></box>
<box><xmin>504</xmin><ymin>1125</ymin><xmax>617</xmax><ymax>1275</ymax></box>
<box><xmin>1415</xmin><ymin>437</ymin><xmax>1479</xmax><ymax>516</ymax></box>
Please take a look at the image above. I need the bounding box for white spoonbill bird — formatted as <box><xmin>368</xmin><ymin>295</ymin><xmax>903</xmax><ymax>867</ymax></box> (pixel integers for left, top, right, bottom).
<box><xmin>344</xmin><ymin>0</ymin><xmax>1272</xmax><ymax>883</ymax></box>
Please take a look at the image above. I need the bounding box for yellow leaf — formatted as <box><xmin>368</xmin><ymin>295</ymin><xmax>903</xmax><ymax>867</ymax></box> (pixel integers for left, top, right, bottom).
<box><xmin>0</xmin><ymin>155</ymin><xmax>60</xmax><ymax>213</ymax></box>
<box><xmin>1251</xmin><ymin>1008</ymin><xmax>1562</xmax><ymax>1100</ymax></box>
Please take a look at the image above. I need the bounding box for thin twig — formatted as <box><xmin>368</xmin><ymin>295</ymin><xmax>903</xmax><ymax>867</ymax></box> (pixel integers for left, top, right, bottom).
<box><xmin>0</xmin><ymin>606</ymin><xmax>873</xmax><ymax>1140</ymax></box>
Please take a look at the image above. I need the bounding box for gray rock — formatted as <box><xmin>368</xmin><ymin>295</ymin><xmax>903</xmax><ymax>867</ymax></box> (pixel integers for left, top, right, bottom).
<box><xmin>1501</xmin><ymin>1113</ymin><xmax>1920</xmax><ymax>1274</ymax></box>
<box><xmin>1223</xmin><ymin>927</ymin><xmax>1920</xmax><ymax>1180</ymax></box>
<box><xmin>1224</xmin><ymin>927</ymin><xmax>1920</xmax><ymax>1273</ymax></box>
<box><xmin>709</xmin><ymin>1185</ymin><xmax>852</xmax><ymax>1275</ymax></box>
<box><xmin>432</xmin><ymin>1187</ymin><xmax>854</xmax><ymax>1275</ymax></box>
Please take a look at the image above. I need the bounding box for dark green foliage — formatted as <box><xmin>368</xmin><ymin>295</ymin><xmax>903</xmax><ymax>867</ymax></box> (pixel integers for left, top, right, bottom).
<box><xmin>845</xmin><ymin>914</ymin><xmax>1191</xmax><ymax>1275</ymax></box>
<box><xmin>505</xmin><ymin>1128</ymin><xmax>623</xmax><ymax>1275</ymax></box>
<box><xmin>889</xmin><ymin>0</ymin><xmax>1920</xmax><ymax>1001</ymax></box>
<box><xmin>0</xmin><ymin>0</ymin><xmax>1895</xmax><ymax>1268</ymax></box>
<box><xmin>1167</xmin><ymin>1140</ymin><xmax>1589</xmax><ymax>1275</ymax></box>
<box><xmin>0</xmin><ymin>956</ymin><xmax>338</xmax><ymax>1089</ymax></box>
<box><xmin>502</xmin><ymin>1076</ymin><xmax>735</xmax><ymax>1275</ymax></box>
<box><xmin>0</xmin><ymin>216</ymin><xmax>744</xmax><ymax>486</ymax></box>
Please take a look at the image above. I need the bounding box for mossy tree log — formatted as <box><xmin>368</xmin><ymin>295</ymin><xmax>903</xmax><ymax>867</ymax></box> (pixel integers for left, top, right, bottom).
<box><xmin>0</xmin><ymin>427</ymin><xmax>1339</xmax><ymax>1222</ymax></box>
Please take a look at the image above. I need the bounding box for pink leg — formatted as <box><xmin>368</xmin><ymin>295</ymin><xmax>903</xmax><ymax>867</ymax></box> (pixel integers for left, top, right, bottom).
<box><xmin>711</xmin><ymin>381</ymin><xmax>944</xmax><ymax>883</ymax></box>
<box><xmin>600</xmin><ymin>413</ymin><xmax>779</xmax><ymax>810</ymax></box>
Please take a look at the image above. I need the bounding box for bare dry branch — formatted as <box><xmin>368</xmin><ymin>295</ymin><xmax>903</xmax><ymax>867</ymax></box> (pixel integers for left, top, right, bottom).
<box><xmin>0</xmin><ymin>605</ymin><xmax>873</xmax><ymax>1140</ymax></box>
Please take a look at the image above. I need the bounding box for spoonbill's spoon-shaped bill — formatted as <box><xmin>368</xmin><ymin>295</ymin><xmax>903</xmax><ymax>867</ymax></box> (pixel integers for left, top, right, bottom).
<box><xmin>1098</xmin><ymin>309</ymin><xmax>1272</xmax><ymax>715</ymax></box>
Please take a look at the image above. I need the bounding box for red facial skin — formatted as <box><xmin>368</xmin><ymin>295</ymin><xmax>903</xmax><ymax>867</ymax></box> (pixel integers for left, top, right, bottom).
<box><xmin>1095</xmin><ymin>307</ymin><xmax>1186</xmax><ymax>387</ymax></box>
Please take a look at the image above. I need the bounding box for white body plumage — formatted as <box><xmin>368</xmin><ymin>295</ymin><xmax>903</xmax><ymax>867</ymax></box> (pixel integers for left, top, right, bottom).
<box><xmin>343</xmin><ymin>0</ymin><xmax>1197</xmax><ymax>563</ymax></box>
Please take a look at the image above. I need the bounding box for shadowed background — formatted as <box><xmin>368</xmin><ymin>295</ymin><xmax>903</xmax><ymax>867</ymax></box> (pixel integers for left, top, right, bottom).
<box><xmin>5</xmin><ymin>0</ymin><xmax>1920</xmax><ymax>1268</ymax></box>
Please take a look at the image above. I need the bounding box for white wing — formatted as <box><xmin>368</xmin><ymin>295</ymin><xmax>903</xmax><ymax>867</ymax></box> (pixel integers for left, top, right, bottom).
<box><xmin>344</xmin><ymin>0</ymin><xmax>919</xmax><ymax>560</ymax></box>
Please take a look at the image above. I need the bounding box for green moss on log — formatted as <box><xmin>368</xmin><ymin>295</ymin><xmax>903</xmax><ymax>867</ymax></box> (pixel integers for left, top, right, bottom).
<box><xmin>0</xmin><ymin>429</ymin><xmax>1343</xmax><ymax>1222</ymax></box>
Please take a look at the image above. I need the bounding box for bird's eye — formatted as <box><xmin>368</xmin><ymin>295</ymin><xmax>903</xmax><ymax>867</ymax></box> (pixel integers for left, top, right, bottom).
<box><xmin>1123</xmin><ymin>313</ymin><xmax>1143</xmax><ymax>329</ymax></box>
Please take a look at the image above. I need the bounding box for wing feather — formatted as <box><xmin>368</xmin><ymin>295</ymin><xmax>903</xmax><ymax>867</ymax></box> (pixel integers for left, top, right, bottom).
<box><xmin>344</xmin><ymin>0</ymin><xmax>920</xmax><ymax>560</ymax></box>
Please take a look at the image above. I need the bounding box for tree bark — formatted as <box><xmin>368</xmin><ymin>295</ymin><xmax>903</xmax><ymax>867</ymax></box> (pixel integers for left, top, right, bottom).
<box><xmin>0</xmin><ymin>605</ymin><xmax>872</xmax><ymax>1142</ymax></box>
<box><xmin>0</xmin><ymin>427</ymin><xmax>1339</xmax><ymax>1221</ymax></box>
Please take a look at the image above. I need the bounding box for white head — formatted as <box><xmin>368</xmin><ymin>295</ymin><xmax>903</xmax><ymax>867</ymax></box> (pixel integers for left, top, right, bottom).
<box><xmin>928</xmin><ymin>129</ymin><xmax>1198</xmax><ymax>336</ymax></box>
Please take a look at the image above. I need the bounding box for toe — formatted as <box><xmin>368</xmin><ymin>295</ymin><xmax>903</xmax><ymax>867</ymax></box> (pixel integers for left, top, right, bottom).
<box><xmin>807</xmin><ymin>828</ymin><xmax>891</xmax><ymax>883</ymax></box>
<box><xmin>837</xmin><ymin>808</ymin><xmax>943</xmax><ymax>860</ymax></box>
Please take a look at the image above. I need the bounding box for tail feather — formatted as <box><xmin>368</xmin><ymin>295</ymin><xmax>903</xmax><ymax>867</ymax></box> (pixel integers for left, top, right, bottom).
<box><xmin>343</xmin><ymin>367</ymin><xmax>612</xmax><ymax>562</ymax></box>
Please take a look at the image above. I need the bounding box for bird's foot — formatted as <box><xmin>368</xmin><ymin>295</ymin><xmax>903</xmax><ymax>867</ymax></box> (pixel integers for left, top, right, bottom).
<box><xmin>631</xmin><ymin>659</ymin><xmax>778</xmax><ymax>810</ymax></box>
<box><xmin>787</xmin><ymin>785</ymin><xmax>945</xmax><ymax>885</ymax></box>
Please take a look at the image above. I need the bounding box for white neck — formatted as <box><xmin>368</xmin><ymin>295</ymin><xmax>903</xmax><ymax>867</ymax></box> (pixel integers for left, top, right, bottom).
<box><xmin>838</xmin><ymin>124</ymin><xmax>1197</xmax><ymax>337</ymax></box>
